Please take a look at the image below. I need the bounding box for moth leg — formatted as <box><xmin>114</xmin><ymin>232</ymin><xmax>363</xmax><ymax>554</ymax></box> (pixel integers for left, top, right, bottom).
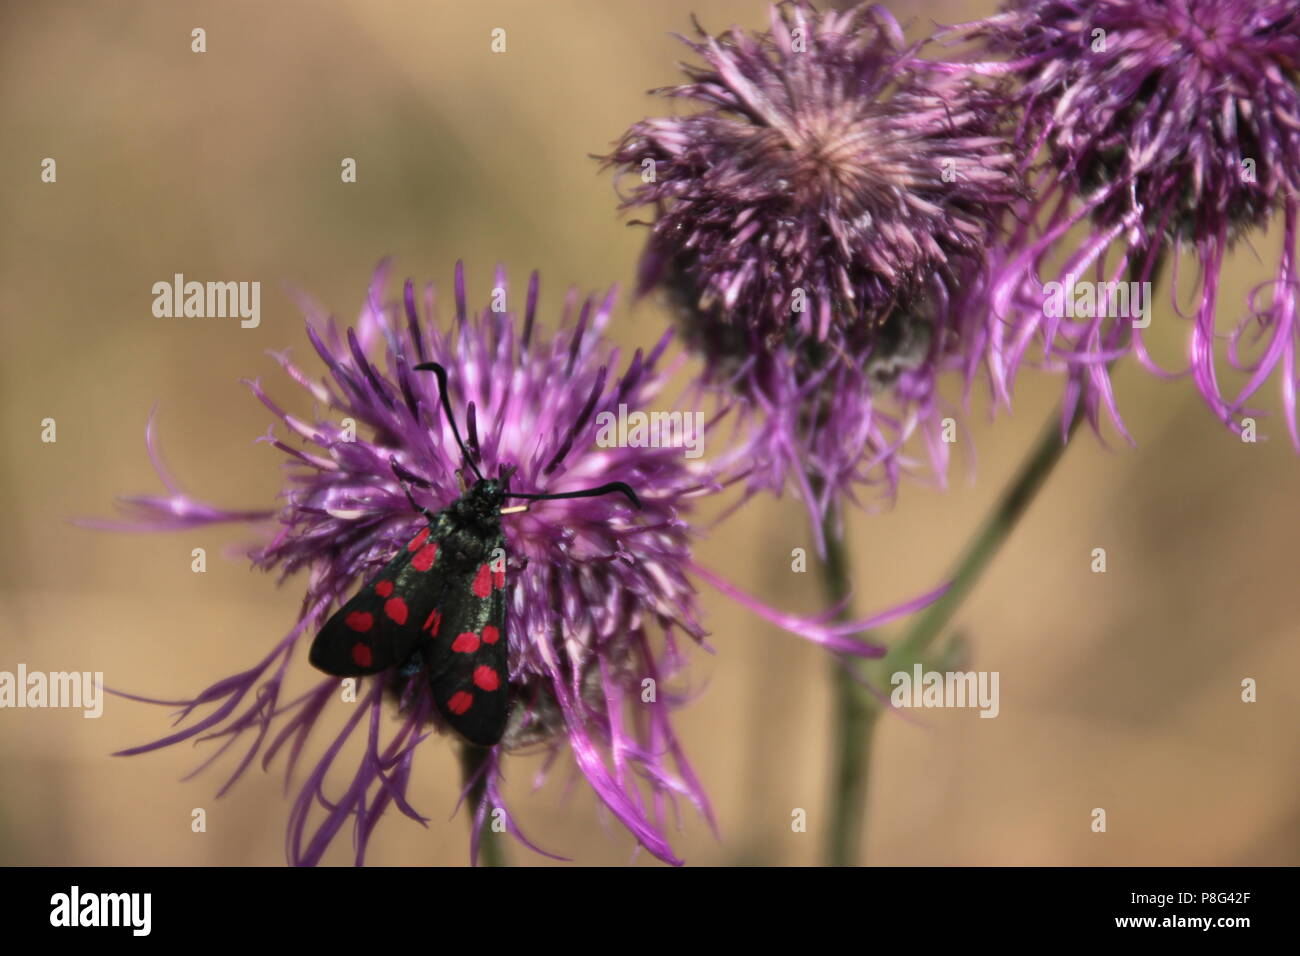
<box><xmin>390</xmin><ymin>460</ymin><xmax>435</xmax><ymax>520</ymax></box>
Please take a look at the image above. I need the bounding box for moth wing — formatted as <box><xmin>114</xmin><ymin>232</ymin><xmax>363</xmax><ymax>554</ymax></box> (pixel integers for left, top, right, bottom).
<box><xmin>308</xmin><ymin>524</ymin><xmax>445</xmax><ymax>676</ymax></box>
<box><xmin>423</xmin><ymin>539</ymin><xmax>509</xmax><ymax>746</ymax></box>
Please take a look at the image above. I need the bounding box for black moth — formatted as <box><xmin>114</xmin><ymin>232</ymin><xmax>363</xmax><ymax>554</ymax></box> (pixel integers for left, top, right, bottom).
<box><xmin>308</xmin><ymin>362</ymin><xmax>639</xmax><ymax>746</ymax></box>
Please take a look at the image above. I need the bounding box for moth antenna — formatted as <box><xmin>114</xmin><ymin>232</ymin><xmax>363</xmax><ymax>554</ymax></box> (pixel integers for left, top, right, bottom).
<box><xmin>504</xmin><ymin>481</ymin><xmax>641</xmax><ymax>510</ymax></box>
<box><xmin>413</xmin><ymin>362</ymin><xmax>484</xmax><ymax>482</ymax></box>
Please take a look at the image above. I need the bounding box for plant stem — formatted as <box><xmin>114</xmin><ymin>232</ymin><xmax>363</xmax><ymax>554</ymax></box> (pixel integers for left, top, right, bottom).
<box><xmin>460</xmin><ymin>744</ymin><xmax>506</xmax><ymax>867</ymax></box>
<box><xmin>817</xmin><ymin>504</ymin><xmax>878</xmax><ymax>866</ymax></box>
<box><xmin>819</xmin><ymin>401</ymin><xmax>1086</xmax><ymax>866</ymax></box>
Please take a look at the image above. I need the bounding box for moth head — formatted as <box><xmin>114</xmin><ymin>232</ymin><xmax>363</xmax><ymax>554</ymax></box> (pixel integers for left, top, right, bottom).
<box><xmin>462</xmin><ymin>477</ymin><xmax>506</xmax><ymax>524</ymax></box>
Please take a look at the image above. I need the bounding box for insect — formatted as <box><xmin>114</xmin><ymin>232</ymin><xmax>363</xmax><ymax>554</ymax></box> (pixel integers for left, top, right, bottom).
<box><xmin>308</xmin><ymin>362</ymin><xmax>639</xmax><ymax>747</ymax></box>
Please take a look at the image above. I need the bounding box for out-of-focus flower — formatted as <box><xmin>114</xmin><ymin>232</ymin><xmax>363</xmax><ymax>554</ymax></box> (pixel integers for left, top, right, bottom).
<box><xmin>602</xmin><ymin>1</ymin><xmax>1021</xmax><ymax>537</ymax></box>
<box><xmin>950</xmin><ymin>0</ymin><xmax>1300</xmax><ymax>443</ymax></box>
<box><xmin>99</xmin><ymin>261</ymin><xmax>943</xmax><ymax>865</ymax></box>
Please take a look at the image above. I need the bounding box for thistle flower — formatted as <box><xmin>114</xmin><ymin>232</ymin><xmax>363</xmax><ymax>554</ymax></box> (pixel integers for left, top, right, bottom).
<box><xmin>602</xmin><ymin>1</ymin><xmax>1021</xmax><ymax>534</ymax></box>
<box><xmin>953</xmin><ymin>0</ymin><xmax>1300</xmax><ymax>443</ymax></box>
<box><xmin>101</xmin><ymin>261</ymin><xmax>940</xmax><ymax>866</ymax></box>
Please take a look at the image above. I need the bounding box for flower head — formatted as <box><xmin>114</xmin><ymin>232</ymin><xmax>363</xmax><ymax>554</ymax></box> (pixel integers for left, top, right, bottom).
<box><xmin>110</xmin><ymin>262</ymin><xmax>718</xmax><ymax>865</ymax></box>
<box><xmin>103</xmin><ymin>261</ymin><xmax>934</xmax><ymax>865</ymax></box>
<box><xmin>959</xmin><ymin>0</ymin><xmax>1300</xmax><ymax>442</ymax></box>
<box><xmin>603</xmin><ymin>1</ymin><xmax>1021</xmax><ymax>533</ymax></box>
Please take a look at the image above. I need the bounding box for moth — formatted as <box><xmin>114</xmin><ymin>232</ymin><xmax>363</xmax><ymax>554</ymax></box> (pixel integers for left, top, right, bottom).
<box><xmin>308</xmin><ymin>362</ymin><xmax>639</xmax><ymax>746</ymax></box>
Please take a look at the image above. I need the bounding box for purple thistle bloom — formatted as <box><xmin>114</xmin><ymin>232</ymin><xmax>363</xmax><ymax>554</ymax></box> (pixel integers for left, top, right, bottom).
<box><xmin>602</xmin><ymin>1</ymin><xmax>1021</xmax><ymax>535</ymax></box>
<box><xmin>100</xmin><ymin>261</ymin><xmax>943</xmax><ymax>866</ymax></box>
<box><xmin>952</xmin><ymin>0</ymin><xmax>1300</xmax><ymax>443</ymax></box>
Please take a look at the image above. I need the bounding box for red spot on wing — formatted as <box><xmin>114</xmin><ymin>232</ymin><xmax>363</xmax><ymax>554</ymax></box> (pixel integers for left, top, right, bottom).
<box><xmin>446</xmin><ymin>691</ymin><xmax>473</xmax><ymax>715</ymax></box>
<box><xmin>481</xmin><ymin>624</ymin><xmax>500</xmax><ymax>645</ymax></box>
<box><xmin>472</xmin><ymin>564</ymin><xmax>491</xmax><ymax>598</ymax></box>
<box><xmin>351</xmin><ymin>643</ymin><xmax>373</xmax><ymax>667</ymax></box>
<box><xmin>412</xmin><ymin>543</ymin><xmax>438</xmax><ymax>572</ymax></box>
<box><xmin>493</xmin><ymin>565</ymin><xmax>505</xmax><ymax>590</ymax></box>
<box><xmin>473</xmin><ymin>666</ymin><xmax>500</xmax><ymax>691</ymax></box>
<box><xmin>375</xmin><ymin>580</ymin><xmax>394</xmax><ymax>598</ymax></box>
<box><xmin>345</xmin><ymin>611</ymin><xmax>373</xmax><ymax>633</ymax></box>
<box><xmin>423</xmin><ymin>609</ymin><xmax>442</xmax><ymax>636</ymax></box>
<box><xmin>384</xmin><ymin>596</ymin><xmax>409</xmax><ymax>625</ymax></box>
<box><xmin>452</xmin><ymin>632</ymin><xmax>480</xmax><ymax>654</ymax></box>
<box><xmin>407</xmin><ymin>527</ymin><xmax>430</xmax><ymax>552</ymax></box>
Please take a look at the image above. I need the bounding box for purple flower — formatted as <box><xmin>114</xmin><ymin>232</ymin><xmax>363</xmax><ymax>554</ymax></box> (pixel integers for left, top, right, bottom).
<box><xmin>100</xmin><ymin>261</ymin><xmax>941</xmax><ymax>865</ymax></box>
<box><xmin>602</xmin><ymin>1</ymin><xmax>1021</xmax><ymax>536</ymax></box>
<box><xmin>953</xmin><ymin>0</ymin><xmax>1300</xmax><ymax>443</ymax></box>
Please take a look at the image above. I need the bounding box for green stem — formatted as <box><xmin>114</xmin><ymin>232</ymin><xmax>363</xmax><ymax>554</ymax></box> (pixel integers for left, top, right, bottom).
<box><xmin>819</xmin><ymin>401</ymin><xmax>1086</xmax><ymax>866</ymax></box>
<box><xmin>817</xmin><ymin>503</ymin><xmax>879</xmax><ymax>866</ymax></box>
<box><xmin>460</xmin><ymin>744</ymin><xmax>507</xmax><ymax>867</ymax></box>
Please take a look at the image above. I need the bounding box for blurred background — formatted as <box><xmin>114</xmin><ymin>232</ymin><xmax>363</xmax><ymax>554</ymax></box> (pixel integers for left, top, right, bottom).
<box><xmin>2</xmin><ymin>0</ymin><xmax>1297</xmax><ymax>866</ymax></box>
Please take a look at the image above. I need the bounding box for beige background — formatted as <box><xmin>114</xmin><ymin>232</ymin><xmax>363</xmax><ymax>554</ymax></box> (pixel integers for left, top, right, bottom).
<box><xmin>1</xmin><ymin>1</ymin><xmax>1296</xmax><ymax>866</ymax></box>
